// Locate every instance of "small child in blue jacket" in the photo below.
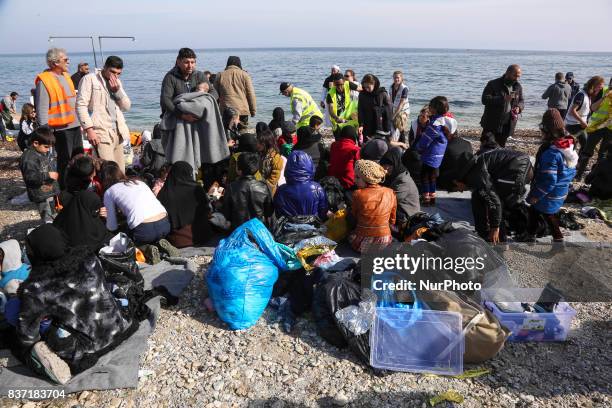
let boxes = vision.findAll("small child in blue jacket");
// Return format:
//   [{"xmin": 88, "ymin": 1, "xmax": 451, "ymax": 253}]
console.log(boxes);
[
  {"xmin": 527, "ymin": 109, "xmax": 578, "ymax": 242},
  {"xmin": 415, "ymin": 96, "xmax": 450, "ymax": 205}
]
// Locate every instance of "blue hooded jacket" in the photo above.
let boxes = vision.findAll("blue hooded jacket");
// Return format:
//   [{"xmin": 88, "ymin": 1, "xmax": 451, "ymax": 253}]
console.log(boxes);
[
  {"xmin": 274, "ymin": 151, "xmax": 328, "ymax": 219},
  {"xmin": 529, "ymin": 142, "xmax": 577, "ymax": 214},
  {"xmin": 415, "ymin": 115, "xmax": 449, "ymax": 169}
]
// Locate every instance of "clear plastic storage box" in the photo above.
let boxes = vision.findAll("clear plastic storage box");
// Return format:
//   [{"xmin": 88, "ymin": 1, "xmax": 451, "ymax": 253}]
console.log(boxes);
[
  {"xmin": 483, "ymin": 301, "xmax": 576, "ymax": 342},
  {"xmin": 370, "ymin": 308, "xmax": 464, "ymax": 375}
]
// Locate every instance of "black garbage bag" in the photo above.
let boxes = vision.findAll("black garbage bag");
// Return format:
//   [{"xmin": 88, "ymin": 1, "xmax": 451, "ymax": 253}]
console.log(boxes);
[
  {"xmin": 312, "ymin": 270, "xmax": 353, "ymax": 348},
  {"xmin": 272, "ymin": 215, "xmax": 325, "ymax": 246},
  {"xmin": 312, "ymin": 266, "xmax": 375, "ymax": 365},
  {"xmin": 422, "ymin": 228, "xmax": 508, "ymax": 296},
  {"xmin": 98, "ymin": 237, "xmax": 144, "ymax": 291}
]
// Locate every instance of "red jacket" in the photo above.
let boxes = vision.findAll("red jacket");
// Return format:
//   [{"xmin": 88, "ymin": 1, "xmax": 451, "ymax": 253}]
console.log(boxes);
[
  {"xmin": 277, "ymin": 134, "xmax": 297, "ymax": 148},
  {"xmin": 328, "ymin": 138, "xmax": 361, "ymax": 189}
]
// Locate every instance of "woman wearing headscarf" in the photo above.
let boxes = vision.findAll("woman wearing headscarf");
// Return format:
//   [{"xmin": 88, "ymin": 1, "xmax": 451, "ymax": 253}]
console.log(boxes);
[
  {"xmin": 53, "ymin": 189, "xmax": 111, "ymax": 251},
  {"xmin": 379, "ymin": 147, "xmax": 420, "ymax": 224},
  {"xmin": 268, "ymin": 107, "xmax": 285, "ymax": 136},
  {"xmin": 358, "ymin": 74, "xmax": 393, "ymax": 142},
  {"xmin": 255, "ymin": 121, "xmax": 270, "ymax": 136},
  {"xmin": 294, "ymin": 126, "xmax": 324, "ymax": 172},
  {"xmin": 227, "ymin": 133, "xmax": 263, "ymax": 183},
  {"xmin": 157, "ymin": 161, "xmax": 212, "ymax": 248},
  {"xmin": 215, "ymin": 56, "xmax": 256, "ymax": 130},
  {"xmin": 14, "ymin": 224, "xmax": 137, "ymax": 384},
  {"xmin": 348, "ymin": 160, "xmax": 397, "ymax": 253}
]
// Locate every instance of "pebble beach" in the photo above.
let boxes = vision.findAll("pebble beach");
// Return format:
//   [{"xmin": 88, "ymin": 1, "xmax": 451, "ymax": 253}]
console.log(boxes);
[{"xmin": 0, "ymin": 129, "xmax": 611, "ymax": 408}]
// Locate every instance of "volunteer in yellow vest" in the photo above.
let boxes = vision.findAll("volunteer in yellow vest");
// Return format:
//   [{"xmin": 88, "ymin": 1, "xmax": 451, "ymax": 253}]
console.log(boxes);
[
  {"xmin": 76, "ymin": 56, "xmax": 131, "ymax": 172},
  {"xmin": 279, "ymin": 82, "xmax": 323, "ymax": 129},
  {"xmin": 326, "ymin": 73, "xmax": 359, "ymax": 137},
  {"xmin": 34, "ymin": 48, "xmax": 82, "ymax": 189},
  {"xmin": 577, "ymin": 78, "xmax": 611, "ymax": 179}
]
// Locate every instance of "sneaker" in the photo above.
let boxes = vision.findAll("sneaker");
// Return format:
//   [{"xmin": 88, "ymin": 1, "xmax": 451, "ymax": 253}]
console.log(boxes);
[
  {"xmin": 142, "ymin": 244, "xmax": 161, "ymax": 265},
  {"xmin": 158, "ymin": 239, "xmax": 180, "ymax": 258},
  {"xmin": 31, "ymin": 342, "xmax": 71, "ymax": 385}
]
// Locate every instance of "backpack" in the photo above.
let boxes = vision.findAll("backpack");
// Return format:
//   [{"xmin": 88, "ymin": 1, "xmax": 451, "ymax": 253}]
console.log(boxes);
[
  {"xmin": 421, "ymin": 290, "xmax": 510, "ymax": 363},
  {"xmin": 140, "ymin": 139, "xmax": 166, "ymax": 177}
]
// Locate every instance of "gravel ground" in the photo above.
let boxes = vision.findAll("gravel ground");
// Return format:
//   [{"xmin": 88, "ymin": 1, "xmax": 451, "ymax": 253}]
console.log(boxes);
[{"xmin": 1, "ymin": 132, "xmax": 611, "ymax": 408}]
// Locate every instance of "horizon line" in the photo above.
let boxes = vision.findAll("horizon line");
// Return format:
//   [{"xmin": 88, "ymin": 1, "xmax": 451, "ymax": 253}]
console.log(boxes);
[{"xmin": 1, "ymin": 45, "xmax": 612, "ymax": 57}]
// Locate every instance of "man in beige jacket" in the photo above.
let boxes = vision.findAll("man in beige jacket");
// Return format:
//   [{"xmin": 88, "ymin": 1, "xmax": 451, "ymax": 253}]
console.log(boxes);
[
  {"xmin": 76, "ymin": 56, "xmax": 131, "ymax": 171},
  {"xmin": 215, "ymin": 56, "xmax": 256, "ymax": 129}
]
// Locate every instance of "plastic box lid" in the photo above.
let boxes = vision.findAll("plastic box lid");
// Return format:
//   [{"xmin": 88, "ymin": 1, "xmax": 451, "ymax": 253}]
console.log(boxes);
[{"xmin": 370, "ymin": 308, "xmax": 464, "ymax": 375}]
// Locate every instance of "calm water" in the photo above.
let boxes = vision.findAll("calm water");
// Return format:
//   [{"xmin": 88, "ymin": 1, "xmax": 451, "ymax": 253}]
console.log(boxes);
[{"xmin": 1, "ymin": 48, "xmax": 611, "ymax": 131}]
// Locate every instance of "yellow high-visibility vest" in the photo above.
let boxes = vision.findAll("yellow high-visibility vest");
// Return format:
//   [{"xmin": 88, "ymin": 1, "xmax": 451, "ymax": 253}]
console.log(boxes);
[
  {"xmin": 328, "ymin": 82, "xmax": 359, "ymax": 131},
  {"xmin": 588, "ymin": 86, "xmax": 612, "ymax": 132},
  {"xmin": 290, "ymin": 87, "xmax": 323, "ymax": 128}
]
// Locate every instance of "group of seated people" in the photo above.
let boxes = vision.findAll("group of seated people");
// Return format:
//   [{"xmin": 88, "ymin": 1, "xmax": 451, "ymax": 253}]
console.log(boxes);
[
  {"xmin": 17, "ymin": 96, "xmax": 599, "ymax": 260},
  {"xmin": 1, "ymin": 94, "xmax": 603, "ymax": 384}
]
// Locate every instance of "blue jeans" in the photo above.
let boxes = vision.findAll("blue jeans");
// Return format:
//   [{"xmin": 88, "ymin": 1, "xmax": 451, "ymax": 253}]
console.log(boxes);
[{"xmin": 131, "ymin": 217, "xmax": 171, "ymax": 245}]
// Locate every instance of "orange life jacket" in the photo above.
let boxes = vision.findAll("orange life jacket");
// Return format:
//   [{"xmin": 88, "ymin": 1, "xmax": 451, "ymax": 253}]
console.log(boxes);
[{"xmin": 35, "ymin": 71, "xmax": 76, "ymax": 127}]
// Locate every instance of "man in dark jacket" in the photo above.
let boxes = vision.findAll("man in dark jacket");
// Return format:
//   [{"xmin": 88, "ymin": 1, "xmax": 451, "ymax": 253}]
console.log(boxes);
[
  {"xmin": 480, "ymin": 65, "xmax": 524, "ymax": 148},
  {"xmin": 160, "ymin": 48, "xmax": 217, "ymax": 120},
  {"xmin": 70, "ymin": 62, "xmax": 89, "ymax": 90},
  {"xmin": 223, "ymin": 152, "xmax": 273, "ymax": 230},
  {"xmin": 565, "ymin": 72, "xmax": 580, "ymax": 109},
  {"xmin": 454, "ymin": 149, "xmax": 532, "ymax": 244},
  {"xmin": 542, "ymin": 72, "xmax": 572, "ymax": 118}
]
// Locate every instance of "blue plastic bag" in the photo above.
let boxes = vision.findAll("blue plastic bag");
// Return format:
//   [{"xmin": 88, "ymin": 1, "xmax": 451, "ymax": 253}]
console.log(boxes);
[{"xmin": 206, "ymin": 219, "xmax": 291, "ymax": 330}]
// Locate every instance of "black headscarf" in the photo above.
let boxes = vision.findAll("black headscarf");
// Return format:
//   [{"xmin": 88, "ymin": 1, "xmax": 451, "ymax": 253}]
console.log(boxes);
[
  {"xmin": 379, "ymin": 147, "xmax": 407, "ymax": 185},
  {"xmin": 294, "ymin": 126, "xmax": 321, "ymax": 150},
  {"xmin": 339, "ymin": 125, "xmax": 357, "ymax": 141},
  {"xmin": 238, "ymin": 133, "xmax": 258, "ymax": 153},
  {"xmin": 157, "ymin": 162, "xmax": 211, "ymax": 233},
  {"xmin": 269, "ymin": 107, "xmax": 285, "ymax": 132},
  {"xmin": 26, "ymin": 224, "xmax": 68, "ymax": 266},
  {"xmin": 226, "ymin": 56, "xmax": 242, "ymax": 69},
  {"xmin": 255, "ymin": 122, "xmax": 270, "ymax": 135},
  {"xmin": 53, "ymin": 190, "xmax": 110, "ymax": 251}
]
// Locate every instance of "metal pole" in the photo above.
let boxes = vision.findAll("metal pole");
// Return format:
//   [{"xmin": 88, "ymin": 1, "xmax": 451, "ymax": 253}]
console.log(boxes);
[
  {"xmin": 90, "ymin": 37, "xmax": 98, "ymax": 68},
  {"xmin": 98, "ymin": 37, "xmax": 104, "ymax": 63},
  {"xmin": 48, "ymin": 36, "xmax": 99, "ymax": 68}
]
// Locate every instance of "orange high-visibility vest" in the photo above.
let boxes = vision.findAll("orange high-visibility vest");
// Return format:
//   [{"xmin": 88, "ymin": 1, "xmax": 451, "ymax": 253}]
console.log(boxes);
[{"xmin": 35, "ymin": 71, "xmax": 76, "ymax": 127}]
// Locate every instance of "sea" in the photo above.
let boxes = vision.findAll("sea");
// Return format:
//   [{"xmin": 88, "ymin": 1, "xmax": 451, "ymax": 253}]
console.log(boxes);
[{"xmin": 1, "ymin": 48, "xmax": 611, "ymax": 131}]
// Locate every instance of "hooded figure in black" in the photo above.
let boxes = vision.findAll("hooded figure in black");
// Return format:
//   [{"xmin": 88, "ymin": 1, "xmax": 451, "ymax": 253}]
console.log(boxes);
[
  {"xmin": 358, "ymin": 74, "xmax": 393, "ymax": 139},
  {"xmin": 380, "ymin": 147, "xmax": 420, "ymax": 222},
  {"xmin": 53, "ymin": 190, "xmax": 111, "ymax": 251},
  {"xmin": 437, "ymin": 133, "xmax": 474, "ymax": 191},
  {"xmin": 269, "ymin": 107, "xmax": 285, "ymax": 135},
  {"xmin": 294, "ymin": 126, "xmax": 327, "ymax": 178},
  {"xmin": 226, "ymin": 56, "xmax": 242, "ymax": 70},
  {"xmin": 454, "ymin": 149, "xmax": 532, "ymax": 244},
  {"xmin": 17, "ymin": 224, "xmax": 137, "ymax": 377},
  {"xmin": 157, "ymin": 161, "xmax": 212, "ymax": 248}
]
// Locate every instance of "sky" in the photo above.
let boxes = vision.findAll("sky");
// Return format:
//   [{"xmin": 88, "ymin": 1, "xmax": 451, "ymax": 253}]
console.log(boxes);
[{"xmin": 1, "ymin": 0, "xmax": 611, "ymax": 54}]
